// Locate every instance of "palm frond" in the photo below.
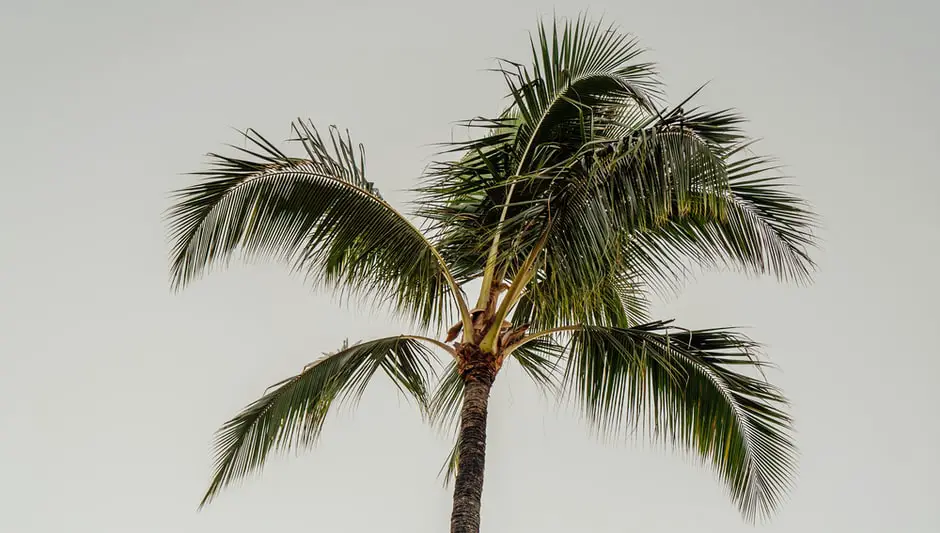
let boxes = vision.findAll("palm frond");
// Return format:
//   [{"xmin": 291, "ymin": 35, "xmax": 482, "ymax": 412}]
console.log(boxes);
[
  {"xmin": 624, "ymin": 146, "xmax": 817, "ymax": 291},
  {"xmin": 415, "ymin": 15, "xmax": 662, "ymax": 286},
  {"xmin": 507, "ymin": 14, "xmax": 662, "ymax": 173},
  {"xmin": 513, "ymin": 122, "xmax": 727, "ymax": 321},
  {"xmin": 507, "ymin": 335, "xmax": 566, "ymax": 391},
  {"xmin": 200, "ymin": 336, "xmax": 437, "ymax": 508},
  {"xmin": 167, "ymin": 120, "xmax": 466, "ymax": 330},
  {"xmin": 562, "ymin": 322, "xmax": 796, "ymax": 522},
  {"xmin": 512, "ymin": 268, "xmax": 652, "ymax": 333},
  {"xmin": 506, "ymin": 100, "xmax": 815, "ymax": 318}
]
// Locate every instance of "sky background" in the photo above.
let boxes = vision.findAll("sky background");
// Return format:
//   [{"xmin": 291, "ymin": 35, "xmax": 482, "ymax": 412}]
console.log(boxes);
[{"xmin": 1, "ymin": 0, "xmax": 937, "ymax": 531}]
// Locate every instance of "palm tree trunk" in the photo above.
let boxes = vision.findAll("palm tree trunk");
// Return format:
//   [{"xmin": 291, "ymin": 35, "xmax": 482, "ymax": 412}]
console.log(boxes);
[{"xmin": 450, "ymin": 345, "xmax": 495, "ymax": 533}]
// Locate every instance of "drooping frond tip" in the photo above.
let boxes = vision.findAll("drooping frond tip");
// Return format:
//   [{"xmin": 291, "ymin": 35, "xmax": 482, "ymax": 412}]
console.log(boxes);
[
  {"xmin": 199, "ymin": 336, "xmax": 436, "ymax": 508},
  {"xmin": 563, "ymin": 323, "xmax": 797, "ymax": 522}
]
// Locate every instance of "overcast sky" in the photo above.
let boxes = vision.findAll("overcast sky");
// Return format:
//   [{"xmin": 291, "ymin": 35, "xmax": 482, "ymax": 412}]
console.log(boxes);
[{"xmin": 1, "ymin": 0, "xmax": 937, "ymax": 531}]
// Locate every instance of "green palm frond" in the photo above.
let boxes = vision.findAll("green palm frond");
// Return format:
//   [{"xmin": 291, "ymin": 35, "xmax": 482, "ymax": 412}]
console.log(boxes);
[
  {"xmin": 512, "ymin": 269, "xmax": 652, "ymax": 333},
  {"xmin": 167, "ymin": 120, "xmax": 467, "ymax": 330},
  {"xmin": 562, "ymin": 322, "xmax": 795, "ymax": 522},
  {"xmin": 416, "ymin": 16, "xmax": 662, "ymax": 286},
  {"xmin": 506, "ymin": 14, "xmax": 662, "ymax": 173},
  {"xmin": 200, "ymin": 336, "xmax": 437, "ymax": 507},
  {"xmin": 508, "ymin": 336, "xmax": 566, "ymax": 391},
  {"xmin": 503, "ymin": 101, "xmax": 814, "ymax": 322},
  {"xmin": 513, "ymin": 126, "xmax": 727, "ymax": 322},
  {"xmin": 624, "ymin": 146, "xmax": 817, "ymax": 292}
]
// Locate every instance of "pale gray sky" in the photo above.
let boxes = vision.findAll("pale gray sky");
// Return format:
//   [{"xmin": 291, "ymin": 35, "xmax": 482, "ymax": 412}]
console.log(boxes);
[{"xmin": 1, "ymin": 0, "xmax": 937, "ymax": 531}]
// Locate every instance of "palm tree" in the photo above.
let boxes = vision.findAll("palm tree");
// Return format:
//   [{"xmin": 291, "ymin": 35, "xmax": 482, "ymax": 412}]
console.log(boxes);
[{"xmin": 168, "ymin": 14, "xmax": 816, "ymax": 533}]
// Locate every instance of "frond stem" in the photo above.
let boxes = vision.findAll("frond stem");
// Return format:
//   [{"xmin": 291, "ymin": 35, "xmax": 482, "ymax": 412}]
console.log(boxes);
[
  {"xmin": 502, "ymin": 325, "xmax": 581, "ymax": 357},
  {"xmin": 402, "ymin": 335, "xmax": 458, "ymax": 358},
  {"xmin": 480, "ymin": 227, "xmax": 551, "ymax": 353},
  {"xmin": 474, "ymin": 180, "xmax": 518, "ymax": 315}
]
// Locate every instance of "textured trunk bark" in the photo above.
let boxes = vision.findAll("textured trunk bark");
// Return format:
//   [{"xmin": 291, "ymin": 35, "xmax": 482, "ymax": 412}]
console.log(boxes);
[{"xmin": 450, "ymin": 345, "xmax": 495, "ymax": 533}]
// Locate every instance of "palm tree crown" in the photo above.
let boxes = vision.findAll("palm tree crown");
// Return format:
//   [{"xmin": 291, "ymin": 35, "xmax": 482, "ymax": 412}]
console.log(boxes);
[{"xmin": 168, "ymin": 14, "xmax": 816, "ymax": 531}]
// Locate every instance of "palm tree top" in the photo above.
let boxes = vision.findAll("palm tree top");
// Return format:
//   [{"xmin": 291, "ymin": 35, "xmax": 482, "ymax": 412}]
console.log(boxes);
[{"xmin": 168, "ymin": 13, "xmax": 817, "ymax": 526}]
